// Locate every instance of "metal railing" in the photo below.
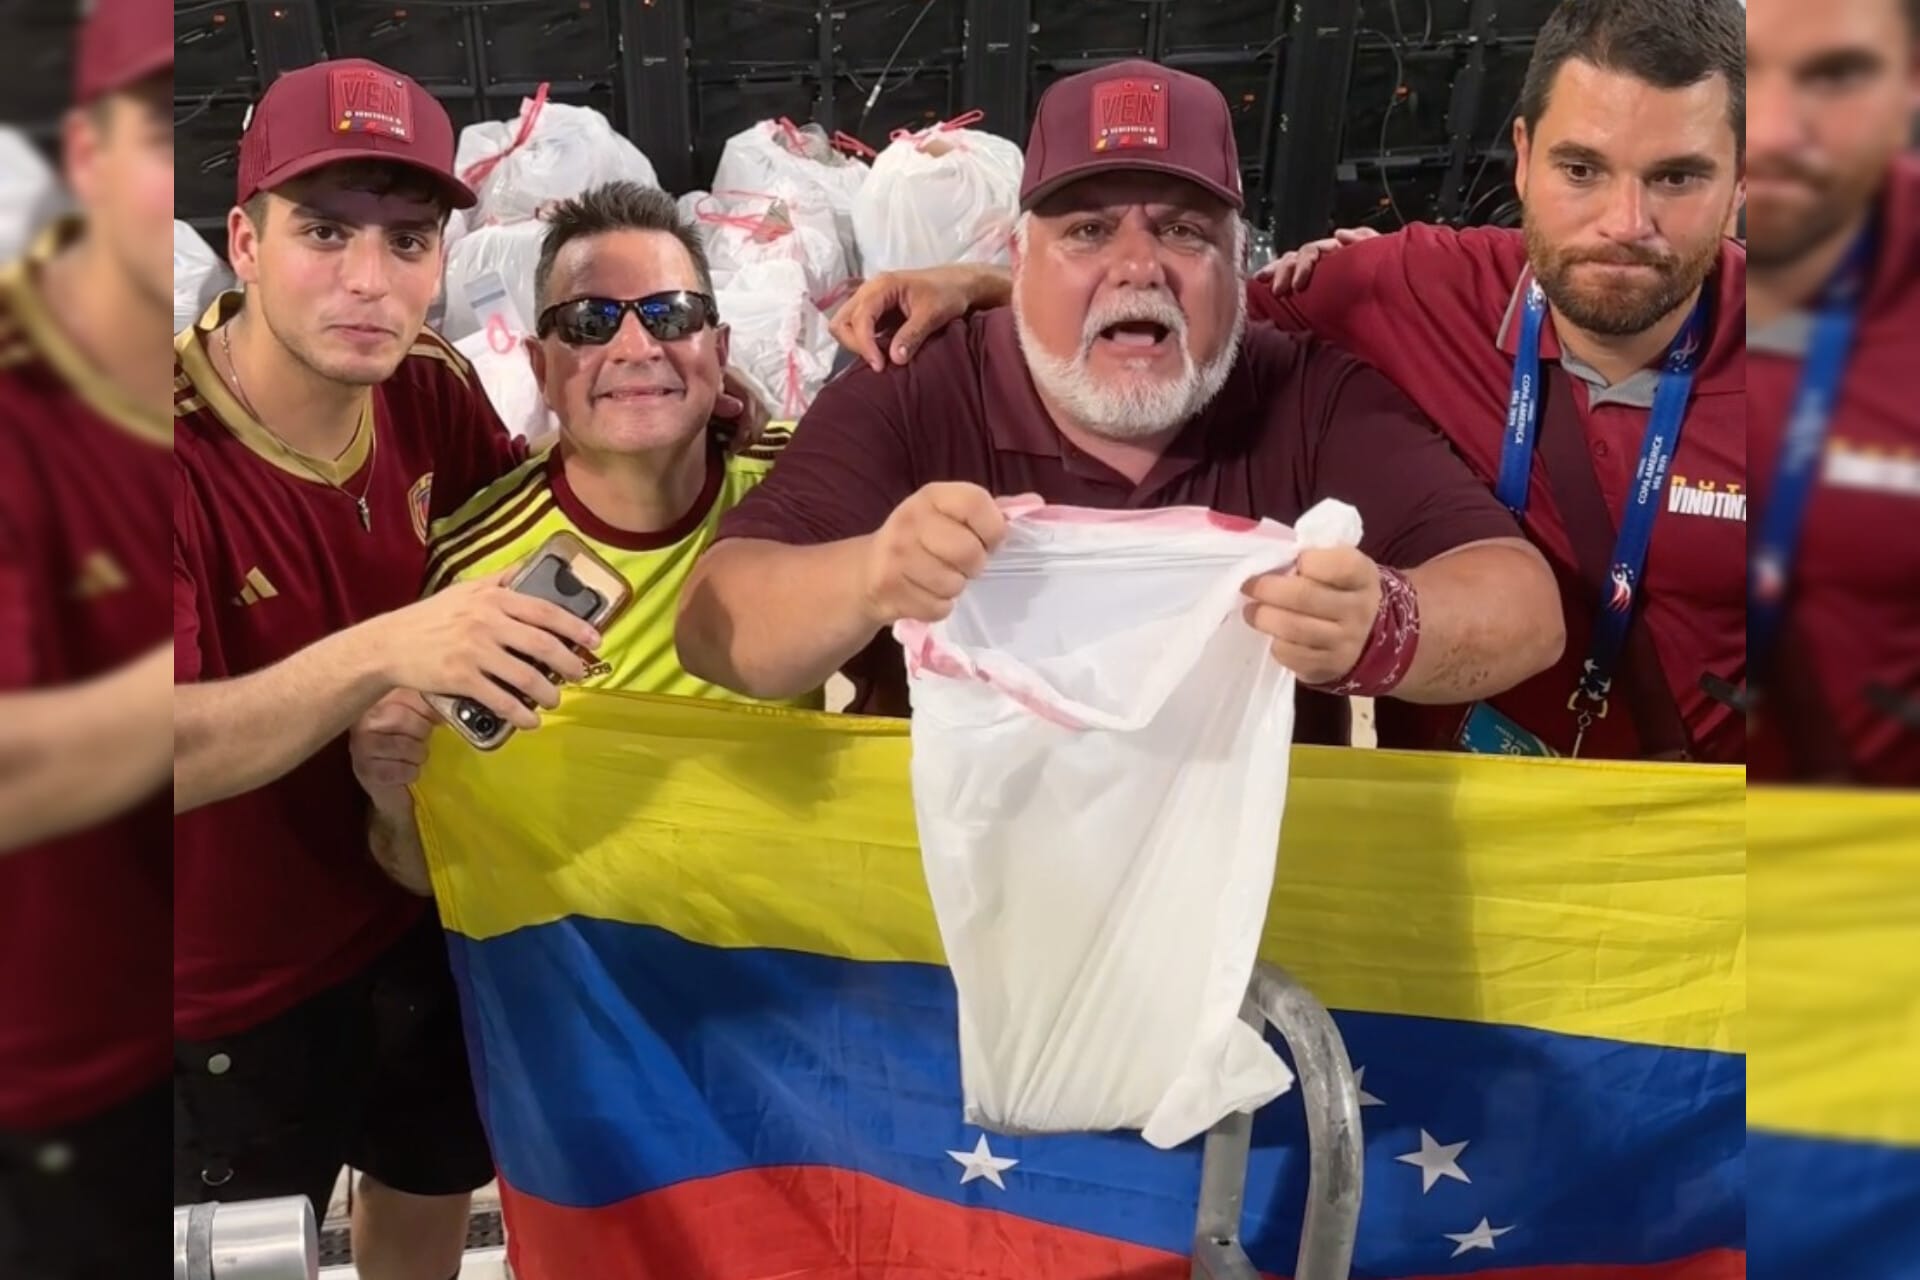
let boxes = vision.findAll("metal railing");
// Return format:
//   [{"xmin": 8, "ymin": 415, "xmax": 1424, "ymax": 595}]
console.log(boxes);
[
  {"xmin": 174, "ymin": 1195, "xmax": 319, "ymax": 1280},
  {"xmin": 1191, "ymin": 962, "xmax": 1364, "ymax": 1280}
]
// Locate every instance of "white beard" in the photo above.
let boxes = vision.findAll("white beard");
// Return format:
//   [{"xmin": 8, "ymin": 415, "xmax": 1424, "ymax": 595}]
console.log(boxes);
[{"xmin": 1013, "ymin": 282, "xmax": 1246, "ymax": 441}]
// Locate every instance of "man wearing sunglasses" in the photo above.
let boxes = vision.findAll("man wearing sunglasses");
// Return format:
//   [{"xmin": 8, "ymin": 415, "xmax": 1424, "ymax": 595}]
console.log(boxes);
[
  {"xmin": 349, "ymin": 181, "xmax": 816, "ymax": 895},
  {"xmin": 676, "ymin": 61, "xmax": 1566, "ymax": 732}
]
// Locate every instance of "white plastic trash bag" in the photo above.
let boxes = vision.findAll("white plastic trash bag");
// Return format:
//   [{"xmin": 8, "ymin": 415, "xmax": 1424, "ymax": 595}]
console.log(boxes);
[
  {"xmin": 853, "ymin": 117, "xmax": 1023, "ymax": 275},
  {"xmin": 454, "ymin": 328, "xmax": 553, "ymax": 441},
  {"xmin": 455, "ymin": 91, "xmax": 659, "ymax": 227},
  {"xmin": 897, "ymin": 497, "xmax": 1364, "ymax": 1149},
  {"xmin": 439, "ymin": 220, "xmax": 546, "ymax": 345},
  {"xmin": 712, "ymin": 119, "xmax": 868, "ymax": 272},
  {"xmin": 690, "ymin": 189, "xmax": 854, "ymax": 311},
  {"xmin": 0, "ymin": 128, "xmax": 63, "ymax": 262},
  {"xmin": 173, "ymin": 221, "xmax": 235, "ymax": 335},
  {"xmin": 715, "ymin": 259, "xmax": 836, "ymax": 418}
]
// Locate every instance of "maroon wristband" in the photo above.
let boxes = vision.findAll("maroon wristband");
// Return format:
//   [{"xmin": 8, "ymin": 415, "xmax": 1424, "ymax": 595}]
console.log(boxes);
[{"xmin": 1315, "ymin": 565, "xmax": 1421, "ymax": 698}]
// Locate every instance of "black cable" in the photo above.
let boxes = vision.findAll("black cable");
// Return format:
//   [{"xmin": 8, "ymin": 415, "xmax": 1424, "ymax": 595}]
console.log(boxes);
[
  {"xmin": 857, "ymin": 0, "xmax": 939, "ymax": 136},
  {"xmin": 1462, "ymin": 180, "xmax": 1511, "ymax": 225},
  {"xmin": 173, "ymin": 90, "xmax": 222, "ymax": 129},
  {"xmin": 1462, "ymin": 88, "xmax": 1524, "ymax": 218},
  {"xmin": 1385, "ymin": 0, "xmax": 1409, "ymax": 48},
  {"xmin": 1360, "ymin": 28, "xmax": 1407, "ymax": 228}
]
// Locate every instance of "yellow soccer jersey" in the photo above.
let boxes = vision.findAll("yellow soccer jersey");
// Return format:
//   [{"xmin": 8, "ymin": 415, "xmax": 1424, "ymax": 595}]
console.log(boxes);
[{"xmin": 423, "ymin": 426, "xmax": 820, "ymax": 709}]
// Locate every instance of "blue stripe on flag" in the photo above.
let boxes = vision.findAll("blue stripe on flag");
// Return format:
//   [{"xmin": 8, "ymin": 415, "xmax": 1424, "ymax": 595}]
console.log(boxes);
[{"xmin": 447, "ymin": 917, "xmax": 1743, "ymax": 1277}]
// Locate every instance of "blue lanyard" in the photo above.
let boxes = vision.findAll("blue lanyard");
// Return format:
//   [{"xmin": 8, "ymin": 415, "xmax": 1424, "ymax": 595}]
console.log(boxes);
[
  {"xmin": 1749, "ymin": 225, "xmax": 1876, "ymax": 672},
  {"xmin": 1497, "ymin": 277, "xmax": 1709, "ymax": 711}
]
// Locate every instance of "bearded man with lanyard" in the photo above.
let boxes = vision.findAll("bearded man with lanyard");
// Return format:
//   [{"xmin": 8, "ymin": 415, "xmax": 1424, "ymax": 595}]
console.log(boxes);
[
  {"xmin": 1747, "ymin": 0, "xmax": 1920, "ymax": 788},
  {"xmin": 830, "ymin": 0, "xmax": 1748, "ymax": 762}
]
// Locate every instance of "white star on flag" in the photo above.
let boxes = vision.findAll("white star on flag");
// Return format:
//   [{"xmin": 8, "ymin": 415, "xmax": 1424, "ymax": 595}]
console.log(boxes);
[
  {"xmin": 1353, "ymin": 1065, "xmax": 1385, "ymax": 1108},
  {"xmin": 947, "ymin": 1134, "xmax": 1019, "ymax": 1190},
  {"xmin": 1444, "ymin": 1217, "xmax": 1514, "ymax": 1258},
  {"xmin": 1394, "ymin": 1129, "xmax": 1471, "ymax": 1193}
]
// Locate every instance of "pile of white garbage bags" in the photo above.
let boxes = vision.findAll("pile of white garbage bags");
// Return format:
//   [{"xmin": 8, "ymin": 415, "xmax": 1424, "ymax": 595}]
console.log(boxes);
[
  {"xmin": 426, "ymin": 104, "xmax": 1021, "ymax": 426},
  {"xmin": 683, "ymin": 120, "xmax": 876, "ymax": 417}
]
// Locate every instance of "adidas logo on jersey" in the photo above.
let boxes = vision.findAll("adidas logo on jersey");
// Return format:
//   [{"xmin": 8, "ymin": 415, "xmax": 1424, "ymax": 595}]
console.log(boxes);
[
  {"xmin": 72, "ymin": 551, "xmax": 129, "ymax": 599},
  {"xmin": 232, "ymin": 566, "xmax": 280, "ymax": 607}
]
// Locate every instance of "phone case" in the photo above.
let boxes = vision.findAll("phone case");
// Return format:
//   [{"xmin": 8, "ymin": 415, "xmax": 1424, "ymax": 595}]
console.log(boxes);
[{"xmin": 426, "ymin": 530, "xmax": 635, "ymax": 751}]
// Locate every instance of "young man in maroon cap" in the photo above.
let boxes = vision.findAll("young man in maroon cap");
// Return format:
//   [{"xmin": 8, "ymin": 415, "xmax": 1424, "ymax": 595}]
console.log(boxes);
[
  {"xmin": 169, "ymin": 59, "xmax": 605, "ymax": 1277},
  {"xmin": 677, "ymin": 61, "xmax": 1565, "ymax": 731},
  {"xmin": 1746, "ymin": 0, "xmax": 1920, "ymax": 787},
  {"xmin": 836, "ymin": 0, "xmax": 1748, "ymax": 764},
  {"xmin": 0, "ymin": 1, "xmax": 173, "ymax": 1273}
]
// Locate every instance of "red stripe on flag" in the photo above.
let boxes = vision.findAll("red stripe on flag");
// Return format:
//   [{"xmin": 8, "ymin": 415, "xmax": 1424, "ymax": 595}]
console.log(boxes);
[
  {"xmin": 501, "ymin": 1167, "xmax": 1200, "ymax": 1280},
  {"xmin": 498, "ymin": 1166, "xmax": 1746, "ymax": 1280}
]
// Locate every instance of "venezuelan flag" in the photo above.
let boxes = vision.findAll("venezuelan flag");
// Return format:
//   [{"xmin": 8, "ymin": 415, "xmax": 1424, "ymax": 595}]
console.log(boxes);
[
  {"xmin": 1749, "ymin": 787, "xmax": 1920, "ymax": 1280},
  {"xmin": 414, "ymin": 692, "xmax": 1745, "ymax": 1280}
]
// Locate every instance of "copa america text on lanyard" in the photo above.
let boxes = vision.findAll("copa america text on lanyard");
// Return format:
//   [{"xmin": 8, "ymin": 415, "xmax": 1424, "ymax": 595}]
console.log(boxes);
[
  {"xmin": 1749, "ymin": 224, "xmax": 1876, "ymax": 677},
  {"xmin": 1495, "ymin": 274, "xmax": 1709, "ymax": 757}
]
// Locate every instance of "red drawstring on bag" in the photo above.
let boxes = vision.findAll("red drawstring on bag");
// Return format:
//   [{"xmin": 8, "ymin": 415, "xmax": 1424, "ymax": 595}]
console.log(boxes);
[
  {"xmin": 694, "ymin": 191, "xmax": 796, "ymax": 242},
  {"xmin": 774, "ymin": 116, "xmax": 810, "ymax": 155},
  {"xmin": 890, "ymin": 107, "xmax": 985, "ymax": 151},
  {"xmin": 831, "ymin": 131, "xmax": 878, "ymax": 159},
  {"xmin": 459, "ymin": 82, "xmax": 551, "ymax": 195}
]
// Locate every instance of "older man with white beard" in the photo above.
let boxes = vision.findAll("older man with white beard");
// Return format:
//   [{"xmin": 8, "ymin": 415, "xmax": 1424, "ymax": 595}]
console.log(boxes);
[{"xmin": 676, "ymin": 60, "xmax": 1565, "ymax": 735}]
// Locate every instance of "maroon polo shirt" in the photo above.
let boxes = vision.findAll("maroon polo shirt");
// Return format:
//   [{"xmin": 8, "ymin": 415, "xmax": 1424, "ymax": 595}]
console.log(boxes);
[
  {"xmin": 1248, "ymin": 225, "xmax": 1747, "ymax": 763},
  {"xmin": 173, "ymin": 293, "xmax": 524, "ymax": 1040},
  {"xmin": 716, "ymin": 308, "xmax": 1524, "ymax": 735},
  {"xmin": 1748, "ymin": 155, "xmax": 1920, "ymax": 787},
  {"xmin": 0, "ymin": 226, "xmax": 170, "ymax": 1128}
]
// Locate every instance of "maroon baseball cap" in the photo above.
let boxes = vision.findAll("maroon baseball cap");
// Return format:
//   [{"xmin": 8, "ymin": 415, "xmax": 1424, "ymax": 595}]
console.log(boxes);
[
  {"xmin": 74, "ymin": 0, "xmax": 173, "ymax": 104},
  {"xmin": 1020, "ymin": 60, "xmax": 1244, "ymax": 212},
  {"xmin": 235, "ymin": 58, "xmax": 477, "ymax": 210}
]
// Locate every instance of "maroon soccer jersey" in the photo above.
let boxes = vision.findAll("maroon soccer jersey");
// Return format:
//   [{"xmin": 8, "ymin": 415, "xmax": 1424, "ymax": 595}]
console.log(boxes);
[
  {"xmin": 172, "ymin": 292, "xmax": 523, "ymax": 1039},
  {"xmin": 0, "ymin": 226, "xmax": 170, "ymax": 1127},
  {"xmin": 1248, "ymin": 225, "xmax": 1747, "ymax": 762},
  {"xmin": 717, "ymin": 310, "xmax": 1523, "ymax": 734},
  {"xmin": 1748, "ymin": 156, "xmax": 1920, "ymax": 787}
]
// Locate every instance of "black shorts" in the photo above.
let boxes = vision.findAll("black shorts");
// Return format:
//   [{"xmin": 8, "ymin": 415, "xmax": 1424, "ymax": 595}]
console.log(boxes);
[
  {"xmin": 0, "ymin": 1082, "xmax": 169, "ymax": 1280},
  {"xmin": 172, "ymin": 912, "xmax": 495, "ymax": 1218}
]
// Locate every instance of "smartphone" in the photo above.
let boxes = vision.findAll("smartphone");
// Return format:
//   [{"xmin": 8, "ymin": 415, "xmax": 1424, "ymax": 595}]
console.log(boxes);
[{"xmin": 426, "ymin": 530, "xmax": 632, "ymax": 751}]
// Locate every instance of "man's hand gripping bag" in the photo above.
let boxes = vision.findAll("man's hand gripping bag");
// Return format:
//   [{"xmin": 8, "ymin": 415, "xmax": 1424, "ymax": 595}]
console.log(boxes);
[{"xmin": 896, "ymin": 498, "xmax": 1364, "ymax": 1148}]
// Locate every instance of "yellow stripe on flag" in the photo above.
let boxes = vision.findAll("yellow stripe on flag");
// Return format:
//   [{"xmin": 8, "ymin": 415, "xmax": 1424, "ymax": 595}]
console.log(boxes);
[
  {"xmin": 1749, "ymin": 786, "xmax": 1920, "ymax": 1150},
  {"xmin": 415, "ymin": 690, "xmax": 1745, "ymax": 1055}
]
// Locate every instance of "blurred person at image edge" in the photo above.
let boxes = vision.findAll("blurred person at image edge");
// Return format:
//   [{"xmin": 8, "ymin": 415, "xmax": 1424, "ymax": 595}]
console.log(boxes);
[
  {"xmin": 1746, "ymin": 0, "xmax": 1920, "ymax": 787},
  {"xmin": 0, "ymin": 0, "xmax": 174, "ymax": 1275}
]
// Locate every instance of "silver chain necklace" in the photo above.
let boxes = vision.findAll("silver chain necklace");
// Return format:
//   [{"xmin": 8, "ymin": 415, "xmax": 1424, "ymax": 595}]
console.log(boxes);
[{"xmin": 219, "ymin": 320, "xmax": 377, "ymax": 532}]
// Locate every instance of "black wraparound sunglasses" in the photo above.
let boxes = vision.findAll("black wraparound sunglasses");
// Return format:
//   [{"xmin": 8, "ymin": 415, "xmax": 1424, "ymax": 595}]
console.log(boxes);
[{"xmin": 535, "ymin": 291, "xmax": 721, "ymax": 346}]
